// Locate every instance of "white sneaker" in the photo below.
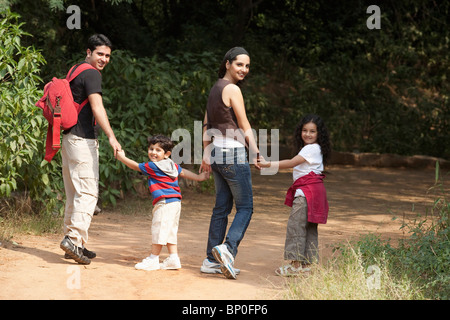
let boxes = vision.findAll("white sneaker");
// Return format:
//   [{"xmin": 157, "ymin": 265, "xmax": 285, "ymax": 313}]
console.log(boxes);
[
  {"xmin": 212, "ymin": 244, "xmax": 237, "ymax": 279},
  {"xmin": 160, "ymin": 255, "xmax": 182, "ymax": 270},
  {"xmin": 200, "ymin": 258, "xmax": 240, "ymax": 275},
  {"xmin": 135, "ymin": 256, "xmax": 160, "ymax": 271}
]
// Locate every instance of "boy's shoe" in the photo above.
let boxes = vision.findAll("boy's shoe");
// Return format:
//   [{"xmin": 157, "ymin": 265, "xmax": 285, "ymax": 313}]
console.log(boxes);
[
  {"xmin": 60, "ymin": 236, "xmax": 91, "ymax": 265},
  {"xmin": 200, "ymin": 259, "xmax": 241, "ymax": 275},
  {"xmin": 135, "ymin": 256, "xmax": 160, "ymax": 271},
  {"xmin": 212, "ymin": 244, "xmax": 237, "ymax": 280},
  {"xmin": 160, "ymin": 255, "xmax": 182, "ymax": 270},
  {"xmin": 64, "ymin": 247, "xmax": 96, "ymax": 260}
]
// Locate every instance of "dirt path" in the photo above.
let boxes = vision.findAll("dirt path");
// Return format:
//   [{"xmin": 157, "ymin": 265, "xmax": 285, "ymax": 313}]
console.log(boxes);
[{"xmin": 0, "ymin": 165, "xmax": 444, "ymax": 300}]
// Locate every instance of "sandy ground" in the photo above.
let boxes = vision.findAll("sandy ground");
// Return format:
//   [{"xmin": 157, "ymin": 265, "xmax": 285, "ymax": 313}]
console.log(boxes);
[{"xmin": 0, "ymin": 165, "xmax": 445, "ymax": 300}]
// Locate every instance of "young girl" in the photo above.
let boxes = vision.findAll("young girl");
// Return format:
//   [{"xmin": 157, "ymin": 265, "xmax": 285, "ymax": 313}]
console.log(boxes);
[{"xmin": 259, "ymin": 114, "xmax": 331, "ymax": 276}]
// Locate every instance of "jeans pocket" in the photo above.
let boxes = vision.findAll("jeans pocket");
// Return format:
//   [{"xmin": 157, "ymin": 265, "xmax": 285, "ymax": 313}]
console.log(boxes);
[{"xmin": 219, "ymin": 164, "xmax": 236, "ymax": 179}]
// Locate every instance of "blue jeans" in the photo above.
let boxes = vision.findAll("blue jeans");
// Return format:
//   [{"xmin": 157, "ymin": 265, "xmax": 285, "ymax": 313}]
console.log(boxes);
[{"xmin": 206, "ymin": 147, "xmax": 254, "ymax": 262}]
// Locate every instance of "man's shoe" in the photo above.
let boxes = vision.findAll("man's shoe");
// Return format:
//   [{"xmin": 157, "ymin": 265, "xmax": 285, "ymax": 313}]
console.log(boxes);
[
  {"xmin": 64, "ymin": 247, "xmax": 96, "ymax": 260},
  {"xmin": 94, "ymin": 205, "xmax": 101, "ymax": 216},
  {"xmin": 60, "ymin": 236, "xmax": 91, "ymax": 265},
  {"xmin": 212, "ymin": 244, "xmax": 237, "ymax": 279}
]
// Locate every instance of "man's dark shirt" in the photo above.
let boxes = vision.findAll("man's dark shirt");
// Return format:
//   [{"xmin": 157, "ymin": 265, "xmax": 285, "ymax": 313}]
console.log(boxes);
[{"xmin": 65, "ymin": 61, "xmax": 102, "ymax": 139}]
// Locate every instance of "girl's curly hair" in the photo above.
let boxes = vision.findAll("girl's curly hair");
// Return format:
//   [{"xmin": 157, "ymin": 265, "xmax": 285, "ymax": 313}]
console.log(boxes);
[{"xmin": 294, "ymin": 114, "xmax": 331, "ymax": 165}]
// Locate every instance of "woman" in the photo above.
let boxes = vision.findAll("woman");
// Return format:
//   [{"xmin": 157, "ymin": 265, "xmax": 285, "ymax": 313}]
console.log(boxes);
[{"xmin": 199, "ymin": 47, "xmax": 260, "ymax": 279}]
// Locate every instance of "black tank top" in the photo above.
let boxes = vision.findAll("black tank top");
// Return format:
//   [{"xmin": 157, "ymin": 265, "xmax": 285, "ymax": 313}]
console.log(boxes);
[{"xmin": 206, "ymin": 79, "xmax": 239, "ymax": 136}]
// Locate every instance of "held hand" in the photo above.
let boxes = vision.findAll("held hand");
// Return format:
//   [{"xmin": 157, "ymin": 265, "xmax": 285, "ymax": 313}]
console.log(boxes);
[
  {"xmin": 253, "ymin": 157, "xmax": 262, "ymax": 170},
  {"xmin": 257, "ymin": 155, "xmax": 271, "ymax": 168},
  {"xmin": 116, "ymin": 149, "xmax": 125, "ymax": 161},
  {"xmin": 109, "ymin": 136, "xmax": 122, "ymax": 159},
  {"xmin": 251, "ymin": 153, "xmax": 261, "ymax": 170},
  {"xmin": 199, "ymin": 171, "xmax": 210, "ymax": 181},
  {"xmin": 199, "ymin": 154, "xmax": 212, "ymax": 174}
]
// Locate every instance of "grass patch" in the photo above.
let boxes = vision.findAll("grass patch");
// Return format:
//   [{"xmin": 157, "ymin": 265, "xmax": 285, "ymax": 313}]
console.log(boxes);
[
  {"xmin": 283, "ymin": 245, "xmax": 424, "ymax": 300},
  {"xmin": 0, "ymin": 193, "xmax": 63, "ymax": 242}
]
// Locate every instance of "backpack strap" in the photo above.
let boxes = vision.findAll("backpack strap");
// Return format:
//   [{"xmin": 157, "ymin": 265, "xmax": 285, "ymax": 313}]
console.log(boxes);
[
  {"xmin": 66, "ymin": 62, "xmax": 101, "ymax": 109},
  {"xmin": 66, "ymin": 62, "xmax": 99, "ymax": 82},
  {"xmin": 52, "ymin": 95, "xmax": 62, "ymax": 149}
]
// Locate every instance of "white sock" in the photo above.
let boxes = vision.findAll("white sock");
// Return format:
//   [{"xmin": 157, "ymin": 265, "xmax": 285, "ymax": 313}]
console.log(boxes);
[
  {"xmin": 149, "ymin": 254, "xmax": 159, "ymax": 260},
  {"xmin": 170, "ymin": 253, "xmax": 179, "ymax": 259}
]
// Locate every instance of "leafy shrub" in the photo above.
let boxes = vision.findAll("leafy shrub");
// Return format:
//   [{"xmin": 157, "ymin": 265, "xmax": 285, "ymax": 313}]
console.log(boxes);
[
  {"xmin": 92, "ymin": 50, "xmax": 217, "ymax": 205},
  {"xmin": 0, "ymin": 11, "xmax": 218, "ymax": 212},
  {"xmin": 0, "ymin": 10, "xmax": 61, "ymax": 214}
]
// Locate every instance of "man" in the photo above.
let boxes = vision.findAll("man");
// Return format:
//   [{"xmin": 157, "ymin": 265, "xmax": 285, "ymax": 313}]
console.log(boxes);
[{"xmin": 60, "ymin": 34, "xmax": 121, "ymax": 264}]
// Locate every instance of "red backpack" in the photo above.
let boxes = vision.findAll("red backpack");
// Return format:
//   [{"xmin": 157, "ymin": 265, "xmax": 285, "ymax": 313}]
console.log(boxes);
[{"xmin": 36, "ymin": 63, "xmax": 99, "ymax": 162}]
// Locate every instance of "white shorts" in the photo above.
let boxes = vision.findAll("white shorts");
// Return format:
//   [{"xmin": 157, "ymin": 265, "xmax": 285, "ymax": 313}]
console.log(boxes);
[{"xmin": 151, "ymin": 200, "xmax": 181, "ymax": 245}]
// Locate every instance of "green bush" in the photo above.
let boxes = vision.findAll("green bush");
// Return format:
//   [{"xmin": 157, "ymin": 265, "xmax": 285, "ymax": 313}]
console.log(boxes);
[
  {"xmin": 0, "ymin": 10, "xmax": 61, "ymax": 214},
  {"xmin": 94, "ymin": 50, "xmax": 217, "ymax": 205},
  {"xmin": 0, "ymin": 11, "xmax": 217, "ymax": 212}
]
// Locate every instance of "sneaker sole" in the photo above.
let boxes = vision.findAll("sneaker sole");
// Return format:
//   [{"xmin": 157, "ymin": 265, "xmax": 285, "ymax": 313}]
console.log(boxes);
[
  {"xmin": 212, "ymin": 247, "xmax": 236, "ymax": 280},
  {"xmin": 64, "ymin": 251, "xmax": 96, "ymax": 260},
  {"xmin": 60, "ymin": 242, "xmax": 90, "ymax": 265},
  {"xmin": 160, "ymin": 265, "xmax": 181, "ymax": 270},
  {"xmin": 200, "ymin": 266, "xmax": 222, "ymax": 274},
  {"xmin": 135, "ymin": 266, "xmax": 160, "ymax": 271},
  {"xmin": 160, "ymin": 260, "xmax": 182, "ymax": 270},
  {"xmin": 200, "ymin": 266, "xmax": 241, "ymax": 275}
]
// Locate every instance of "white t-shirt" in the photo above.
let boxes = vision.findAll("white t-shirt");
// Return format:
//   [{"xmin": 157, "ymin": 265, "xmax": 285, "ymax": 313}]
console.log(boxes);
[
  {"xmin": 293, "ymin": 143, "xmax": 323, "ymax": 197},
  {"xmin": 213, "ymin": 135, "xmax": 245, "ymax": 148}
]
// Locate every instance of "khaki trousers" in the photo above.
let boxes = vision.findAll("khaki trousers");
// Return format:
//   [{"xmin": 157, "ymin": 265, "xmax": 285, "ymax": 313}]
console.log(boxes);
[
  {"xmin": 284, "ymin": 196, "xmax": 319, "ymax": 263},
  {"xmin": 61, "ymin": 133, "xmax": 99, "ymax": 248}
]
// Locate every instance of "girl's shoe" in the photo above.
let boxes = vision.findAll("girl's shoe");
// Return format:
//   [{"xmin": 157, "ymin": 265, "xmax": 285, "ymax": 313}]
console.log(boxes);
[
  {"xmin": 135, "ymin": 256, "xmax": 160, "ymax": 271},
  {"xmin": 275, "ymin": 264, "xmax": 310, "ymax": 277},
  {"xmin": 160, "ymin": 255, "xmax": 182, "ymax": 270}
]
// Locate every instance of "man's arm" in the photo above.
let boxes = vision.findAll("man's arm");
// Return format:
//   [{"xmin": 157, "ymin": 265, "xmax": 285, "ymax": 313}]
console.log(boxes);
[{"xmin": 88, "ymin": 93, "xmax": 121, "ymax": 157}]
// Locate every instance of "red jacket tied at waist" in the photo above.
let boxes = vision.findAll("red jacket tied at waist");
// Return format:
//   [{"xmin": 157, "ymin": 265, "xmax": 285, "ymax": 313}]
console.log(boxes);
[{"xmin": 284, "ymin": 171, "xmax": 329, "ymax": 224}]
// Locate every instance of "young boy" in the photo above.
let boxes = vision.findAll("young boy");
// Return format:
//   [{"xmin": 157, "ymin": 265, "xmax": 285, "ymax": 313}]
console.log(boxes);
[{"xmin": 116, "ymin": 134, "xmax": 209, "ymax": 270}]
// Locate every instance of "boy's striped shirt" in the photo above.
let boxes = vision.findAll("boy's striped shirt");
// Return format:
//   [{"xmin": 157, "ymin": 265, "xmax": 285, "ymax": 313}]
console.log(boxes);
[{"xmin": 138, "ymin": 161, "xmax": 182, "ymax": 205}]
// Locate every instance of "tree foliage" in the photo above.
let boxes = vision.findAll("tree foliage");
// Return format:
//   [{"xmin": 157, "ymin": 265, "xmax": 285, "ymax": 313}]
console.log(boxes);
[
  {"xmin": 95, "ymin": 50, "xmax": 217, "ymax": 205},
  {"xmin": 0, "ymin": 10, "xmax": 57, "ymax": 209},
  {"xmin": 0, "ymin": 1, "xmax": 449, "ymax": 211}
]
